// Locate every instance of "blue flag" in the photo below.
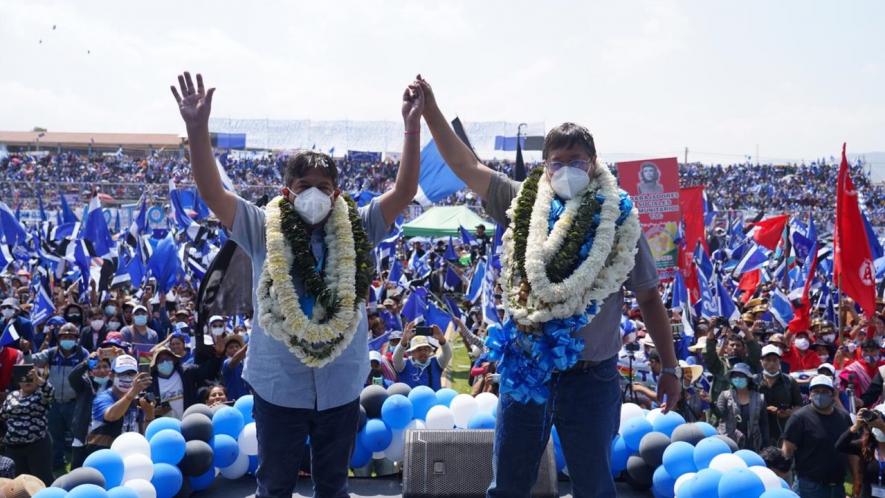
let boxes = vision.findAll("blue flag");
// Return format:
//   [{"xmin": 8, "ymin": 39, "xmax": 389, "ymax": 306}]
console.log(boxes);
[
  {"xmin": 425, "ymin": 301, "xmax": 452, "ymax": 332},
  {"xmin": 83, "ymin": 196, "xmax": 114, "ymax": 257},
  {"xmin": 467, "ymin": 259, "xmax": 486, "ymax": 303},
  {"xmin": 671, "ymin": 271, "xmax": 688, "ymax": 310},
  {"xmin": 29, "ymin": 281, "xmax": 56, "ymax": 326},
  {"xmin": 862, "ymin": 211, "xmax": 884, "ymax": 260},
  {"xmin": 459, "ymin": 225, "xmax": 476, "ymax": 246},
  {"xmin": 147, "ymin": 233, "xmax": 181, "ymax": 293},
  {"xmin": 716, "ymin": 280, "xmax": 739, "ymax": 322},
  {"xmin": 444, "ymin": 237, "xmax": 459, "ymax": 262},
  {"xmin": 388, "ymin": 259, "xmax": 404, "ymax": 286},
  {"xmin": 401, "ymin": 288, "xmax": 427, "ymax": 323},
  {"xmin": 58, "ymin": 194, "xmax": 78, "ymax": 224},
  {"xmin": 169, "ymin": 181, "xmax": 204, "ymax": 241},
  {"xmin": 769, "ymin": 289, "xmax": 794, "ymax": 327},
  {"xmin": 693, "ymin": 242, "xmax": 714, "ymax": 281},
  {"xmin": 37, "ymin": 196, "xmax": 48, "ymax": 222},
  {"xmin": 0, "ymin": 321, "xmax": 20, "ymax": 348},
  {"xmin": 415, "ymin": 139, "xmax": 466, "ymax": 206},
  {"xmin": 444, "ymin": 295, "xmax": 462, "ymax": 320},
  {"xmin": 444, "ymin": 265, "xmax": 461, "ymax": 291},
  {"xmin": 733, "ymin": 243, "xmax": 770, "ymax": 276},
  {"xmin": 695, "ymin": 265, "xmax": 718, "ymax": 319},
  {"xmin": 0, "ymin": 202, "xmax": 28, "ymax": 248}
]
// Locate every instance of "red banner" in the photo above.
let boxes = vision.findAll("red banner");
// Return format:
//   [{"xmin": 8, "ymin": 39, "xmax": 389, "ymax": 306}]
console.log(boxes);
[{"xmin": 616, "ymin": 157, "xmax": 681, "ymax": 279}]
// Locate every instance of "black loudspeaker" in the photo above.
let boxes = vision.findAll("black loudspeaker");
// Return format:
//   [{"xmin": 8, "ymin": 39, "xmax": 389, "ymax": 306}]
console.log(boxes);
[{"xmin": 402, "ymin": 429, "xmax": 558, "ymax": 498}]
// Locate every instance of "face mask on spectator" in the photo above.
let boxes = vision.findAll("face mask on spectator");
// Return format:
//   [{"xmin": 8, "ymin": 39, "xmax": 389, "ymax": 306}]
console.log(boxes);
[
  {"xmin": 107, "ymin": 320, "xmax": 121, "ymax": 331},
  {"xmin": 67, "ymin": 312, "xmax": 81, "ymax": 322},
  {"xmin": 157, "ymin": 361, "xmax": 175, "ymax": 376},
  {"xmin": 292, "ymin": 187, "xmax": 333, "ymax": 225},
  {"xmin": 865, "ymin": 354, "xmax": 879, "ymax": 365},
  {"xmin": 794, "ymin": 338, "xmax": 810, "ymax": 351},
  {"xmin": 133, "ymin": 315, "xmax": 148, "ymax": 326},
  {"xmin": 104, "ymin": 305, "xmax": 117, "ymax": 316},
  {"xmin": 93, "ymin": 376, "xmax": 109, "ymax": 387},
  {"xmin": 762, "ymin": 369, "xmax": 780, "ymax": 378},
  {"xmin": 731, "ymin": 377, "xmax": 748, "ymax": 389},
  {"xmin": 1, "ymin": 309, "xmax": 13, "ymax": 319},
  {"xmin": 211, "ymin": 326, "xmax": 225, "ymax": 336},
  {"xmin": 822, "ymin": 333, "xmax": 835, "ymax": 343},
  {"xmin": 60, "ymin": 339, "xmax": 77, "ymax": 350},
  {"xmin": 847, "ymin": 342, "xmax": 858, "ymax": 353},
  {"xmin": 91, "ymin": 319, "xmax": 105, "ymax": 330},
  {"xmin": 115, "ymin": 375, "xmax": 134, "ymax": 391},
  {"xmin": 873, "ymin": 428, "xmax": 885, "ymax": 443},
  {"xmin": 413, "ymin": 357, "xmax": 431, "ymax": 369},
  {"xmin": 810, "ymin": 392, "xmax": 834, "ymax": 409}
]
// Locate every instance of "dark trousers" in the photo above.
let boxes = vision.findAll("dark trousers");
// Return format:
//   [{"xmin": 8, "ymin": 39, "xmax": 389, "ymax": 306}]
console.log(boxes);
[
  {"xmin": 253, "ymin": 394, "xmax": 360, "ymax": 498},
  {"xmin": 5, "ymin": 436, "xmax": 55, "ymax": 486},
  {"xmin": 48, "ymin": 399, "xmax": 76, "ymax": 468}
]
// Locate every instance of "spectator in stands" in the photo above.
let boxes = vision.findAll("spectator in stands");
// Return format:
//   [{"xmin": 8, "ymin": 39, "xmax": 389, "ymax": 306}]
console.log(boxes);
[
  {"xmin": 393, "ymin": 323, "xmax": 451, "ymax": 390},
  {"xmin": 85, "ymin": 355, "xmax": 153, "ymax": 454},
  {"xmin": 0, "ymin": 366, "xmax": 54, "ymax": 486}
]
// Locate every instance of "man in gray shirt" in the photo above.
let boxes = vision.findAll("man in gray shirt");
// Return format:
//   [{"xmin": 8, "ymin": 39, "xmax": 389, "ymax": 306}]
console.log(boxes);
[
  {"xmin": 416, "ymin": 76, "xmax": 681, "ymax": 498},
  {"xmin": 170, "ymin": 71, "xmax": 424, "ymax": 498}
]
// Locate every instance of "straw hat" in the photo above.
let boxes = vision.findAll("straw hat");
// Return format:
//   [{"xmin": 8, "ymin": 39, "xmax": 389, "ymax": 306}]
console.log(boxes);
[{"xmin": 1, "ymin": 474, "xmax": 47, "ymax": 498}]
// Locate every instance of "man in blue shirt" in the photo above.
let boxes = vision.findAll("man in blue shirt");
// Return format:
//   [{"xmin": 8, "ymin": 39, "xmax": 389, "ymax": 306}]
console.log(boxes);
[{"xmin": 170, "ymin": 71, "xmax": 423, "ymax": 498}]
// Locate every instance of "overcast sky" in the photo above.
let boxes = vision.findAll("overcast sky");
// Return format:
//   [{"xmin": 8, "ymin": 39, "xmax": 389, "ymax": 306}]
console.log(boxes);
[{"xmin": 1, "ymin": 0, "xmax": 883, "ymax": 164}]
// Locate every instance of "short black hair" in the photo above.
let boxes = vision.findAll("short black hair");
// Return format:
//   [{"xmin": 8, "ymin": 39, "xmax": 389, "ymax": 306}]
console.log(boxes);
[
  {"xmin": 648, "ymin": 351, "xmax": 661, "ymax": 363},
  {"xmin": 542, "ymin": 122, "xmax": 596, "ymax": 160},
  {"xmin": 282, "ymin": 151, "xmax": 338, "ymax": 186},
  {"xmin": 759, "ymin": 446, "xmax": 791, "ymax": 472},
  {"xmin": 862, "ymin": 339, "xmax": 880, "ymax": 351}
]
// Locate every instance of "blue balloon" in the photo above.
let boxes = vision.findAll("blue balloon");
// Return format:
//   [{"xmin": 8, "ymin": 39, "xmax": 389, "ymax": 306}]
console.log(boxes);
[
  {"xmin": 188, "ymin": 467, "xmax": 215, "ymax": 492},
  {"xmin": 761, "ymin": 489, "xmax": 799, "ymax": 498},
  {"xmin": 691, "ymin": 468, "xmax": 723, "ymax": 498},
  {"xmin": 83, "ymin": 448, "xmax": 125, "ymax": 489},
  {"xmin": 211, "ymin": 434, "xmax": 240, "ymax": 469},
  {"xmin": 350, "ymin": 439, "xmax": 372, "ymax": 468},
  {"xmin": 467, "ymin": 412, "xmax": 496, "ymax": 429},
  {"xmin": 652, "ymin": 411, "xmax": 686, "ymax": 438},
  {"xmin": 381, "ymin": 395, "xmax": 414, "ymax": 430},
  {"xmin": 149, "ymin": 429, "xmax": 186, "ymax": 465},
  {"xmin": 151, "ymin": 463, "xmax": 183, "ymax": 498},
  {"xmin": 780, "ymin": 478, "xmax": 790, "ymax": 489},
  {"xmin": 248, "ymin": 455, "xmax": 260, "ymax": 475},
  {"xmin": 359, "ymin": 419, "xmax": 393, "ymax": 452},
  {"xmin": 435, "ymin": 388, "xmax": 458, "ymax": 408},
  {"xmin": 694, "ymin": 422, "xmax": 717, "ymax": 438},
  {"xmin": 234, "ymin": 395, "xmax": 255, "ymax": 425},
  {"xmin": 662, "ymin": 441, "xmax": 697, "ymax": 478},
  {"xmin": 33, "ymin": 488, "xmax": 68, "ymax": 498},
  {"xmin": 734, "ymin": 449, "xmax": 766, "ymax": 468},
  {"xmin": 408, "ymin": 386, "xmax": 437, "ymax": 420},
  {"xmin": 717, "ymin": 467, "xmax": 765, "ymax": 498},
  {"xmin": 145, "ymin": 417, "xmax": 181, "ymax": 440},
  {"xmin": 693, "ymin": 436, "xmax": 731, "ymax": 470},
  {"xmin": 622, "ymin": 417, "xmax": 654, "ymax": 452},
  {"xmin": 68, "ymin": 484, "xmax": 107, "ymax": 498},
  {"xmin": 212, "ymin": 406, "xmax": 246, "ymax": 438},
  {"xmin": 610, "ymin": 435, "xmax": 630, "ymax": 474},
  {"xmin": 652, "ymin": 465, "xmax": 677, "ymax": 498},
  {"xmin": 106, "ymin": 487, "xmax": 140, "ymax": 498}
]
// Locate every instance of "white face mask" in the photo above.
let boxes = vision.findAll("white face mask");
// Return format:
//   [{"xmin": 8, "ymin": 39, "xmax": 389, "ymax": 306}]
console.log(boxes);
[
  {"xmin": 874, "ymin": 428, "xmax": 885, "ymax": 443},
  {"xmin": 292, "ymin": 187, "xmax": 333, "ymax": 225},
  {"xmin": 1, "ymin": 309, "xmax": 14, "ymax": 319},
  {"xmin": 107, "ymin": 321, "xmax": 121, "ymax": 331},
  {"xmin": 211, "ymin": 326, "xmax": 225, "ymax": 336},
  {"xmin": 91, "ymin": 320, "xmax": 105, "ymax": 331},
  {"xmin": 822, "ymin": 334, "xmax": 835, "ymax": 344},
  {"xmin": 794, "ymin": 338, "xmax": 810, "ymax": 351},
  {"xmin": 549, "ymin": 166, "xmax": 590, "ymax": 200}
]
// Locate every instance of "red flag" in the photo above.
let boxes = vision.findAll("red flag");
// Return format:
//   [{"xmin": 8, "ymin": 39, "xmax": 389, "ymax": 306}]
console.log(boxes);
[
  {"xmin": 679, "ymin": 186, "xmax": 707, "ymax": 302},
  {"xmin": 834, "ymin": 143, "xmax": 877, "ymax": 319},
  {"xmin": 737, "ymin": 269, "xmax": 760, "ymax": 304},
  {"xmin": 752, "ymin": 214, "xmax": 789, "ymax": 250},
  {"xmin": 788, "ymin": 251, "xmax": 818, "ymax": 333}
]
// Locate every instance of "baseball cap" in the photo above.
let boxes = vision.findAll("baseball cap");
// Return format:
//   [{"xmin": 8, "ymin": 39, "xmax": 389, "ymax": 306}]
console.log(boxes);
[
  {"xmin": 817, "ymin": 363, "xmax": 836, "ymax": 376},
  {"xmin": 208, "ymin": 315, "xmax": 225, "ymax": 325},
  {"xmin": 761, "ymin": 344, "xmax": 782, "ymax": 358},
  {"xmin": 809, "ymin": 374, "xmax": 835, "ymax": 391},
  {"xmin": 389, "ymin": 330, "xmax": 403, "ymax": 340},
  {"xmin": 132, "ymin": 305, "xmax": 148, "ymax": 314},
  {"xmin": 369, "ymin": 351, "xmax": 383, "ymax": 363},
  {"xmin": 112, "ymin": 355, "xmax": 138, "ymax": 374}
]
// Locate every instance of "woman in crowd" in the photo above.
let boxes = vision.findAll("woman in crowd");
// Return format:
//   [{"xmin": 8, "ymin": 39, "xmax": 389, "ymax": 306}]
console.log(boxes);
[
  {"xmin": 836, "ymin": 405, "xmax": 885, "ymax": 498},
  {"xmin": 202, "ymin": 384, "xmax": 228, "ymax": 407},
  {"xmin": 716, "ymin": 362, "xmax": 769, "ymax": 451},
  {"xmin": 0, "ymin": 366, "xmax": 54, "ymax": 485},
  {"xmin": 149, "ymin": 347, "xmax": 202, "ymax": 419},
  {"xmin": 68, "ymin": 350, "xmax": 113, "ymax": 468}
]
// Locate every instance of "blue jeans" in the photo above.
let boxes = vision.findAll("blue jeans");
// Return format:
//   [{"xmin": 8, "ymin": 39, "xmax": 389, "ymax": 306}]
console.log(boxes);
[
  {"xmin": 253, "ymin": 394, "xmax": 360, "ymax": 498},
  {"xmin": 48, "ymin": 399, "xmax": 76, "ymax": 468},
  {"xmin": 487, "ymin": 356, "xmax": 622, "ymax": 498},
  {"xmin": 794, "ymin": 478, "xmax": 844, "ymax": 498}
]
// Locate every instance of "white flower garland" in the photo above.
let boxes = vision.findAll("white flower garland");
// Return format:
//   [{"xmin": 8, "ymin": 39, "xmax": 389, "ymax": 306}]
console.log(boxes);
[
  {"xmin": 256, "ymin": 196, "xmax": 360, "ymax": 368},
  {"xmin": 501, "ymin": 166, "xmax": 642, "ymax": 326}
]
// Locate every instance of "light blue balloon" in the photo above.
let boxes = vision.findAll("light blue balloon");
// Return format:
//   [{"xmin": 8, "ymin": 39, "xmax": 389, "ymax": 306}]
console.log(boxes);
[
  {"xmin": 694, "ymin": 422, "xmax": 717, "ymax": 438},
  {"xmin": 188, "ymin": 467, "xmax": 215, "ymax": 492},
  {"xmin": 761, "ymin": 489, "xmax": 799, "ymax": 498},
  {"xmin": 435, "ymin": 388, "xmax": 458, "ymax": 408},
  {"xmin": 83, "ymin": 448, "xmax": 125, "ymax": 489},
  {"xmin": 652, "ymin": 465, "xmax": 676, "ymax": 498},
  {"xmin": 149, "ymin": 429, "xmax": 186, "ymax": 465},
  {"xmin": 622, "ymin": 417, "xmax": 654, "ymax": 452},
  {"xmin": 359, "ymin": 419, "xmax": 393, "ymax": 452},
  {"xmin": 717, "ymin": 467, "xmax": 765, "ymax": 498},
  {"xmin": 350, "ymin": 438, "xmax": 372, "ymax": 468},
  {"xmin": 610, "ymin": 435, "xmax": 630, "ymax": 474},
  {"xmin": 467, "ymin": 412, "xmax": 496, "ymax": 429},
  {"xmin": 211, "ymin": 434, "xmax": 240, "ymax": 469},
  {"xmin": 662, "ymin": 441, "xmax": 697, "ymax": 478},
  {"xmin": 106, "ymin": 487, "xmax": 140, "ymax": 498},
  {"xmin": 690, "ymin": 468, "xmax": 723, "ymax": 498},
  {"xmin": 734, "ymin": 449, "xmax": 766, "ymax": 468},
  {"xmin": 652, "ymin": 411, "xmax": 686, "ymax": 438},
  {"xmin": 408, "ymin": 386, "xmax": 437, "ymax": 420},
  {"xmin": 145, "ymin": 417, "xmax": 181, "ymax": 441},
  {"xmin": 151, "ymin": 463, "xmax": 183, "ymax": 498},
  {"xmin": 68, "ymin": 484, "xmax": 108, "ymax": 498},
  {"xmin": 234, "ymin": 395, "xmax": 254, "ymax": 425},
  {"xmin": 33, "ymin": 488, "xmax": 68, "ymax": 498},
  {"xmin": 213, "ymin": 406, "xmax": 246, "ymax": 438},
  {"xmin": 693, "ymin": 436, "xmax": 731, "ymax": 470},
  {"xmin": 381, "ymin": 394, "xmax": 414, "ymax": 430}
]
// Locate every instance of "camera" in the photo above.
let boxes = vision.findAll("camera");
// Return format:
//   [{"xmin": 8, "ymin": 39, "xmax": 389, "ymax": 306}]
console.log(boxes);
[
  {"xmin": 861, "ymin": 409, "xmax": 882, "ymax": 423},
  {"xmin": 625, "ymin": 342, "xmax": 641, "ymax": 353}
]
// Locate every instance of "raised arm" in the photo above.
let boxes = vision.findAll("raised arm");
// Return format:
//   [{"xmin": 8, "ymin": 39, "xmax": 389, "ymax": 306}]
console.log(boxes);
[
  {"xmin": 416, "ymin": 75, "xmax": 496, "ymax": 200},
  {"xmin": 378, "ymin": 82, "xmax": 424, "ymax": 226},
  {"xmin": 171, "ymin": 72, "xmax": 237, "ymax": 230}
]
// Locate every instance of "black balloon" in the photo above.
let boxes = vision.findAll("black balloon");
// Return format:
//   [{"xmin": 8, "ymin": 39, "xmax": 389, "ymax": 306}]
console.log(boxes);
[
  {"xmin": 360, "ymin": 385, "xmax": 388, "ymax": 419},
  {"xmin": 181, "ymin": 413, "xmax": 214, "ymax": 443},
  {"xmin": 638, "ymin": 432, "xmax": 670, "ymax": 469},
  {"xmin": 183, "ymin": 403, "xmax": 214, "ymax": 419},
  {"xmin": 625, "ymin": 455, "xmax": 653, "ymax": 490},
  {"xmin": 716, "ymin": 434, "xmax": 739, "ymax": 452},
  {"xmin": 671, "ymin": 424, "xmax": 706, "ymax": 446},
  {"xmin": 387, "ymin": 382, "xmax": 412, "ymax": 398},
  {"xmin": 179, "ymin": 440, "xmax": 214, "ymax": 477},
  {"xmin": 51, "ymin": 467, "xmax": 106, "ymax": 491},
  {"xmin": 174, "ymin": 474, "xmax": 193, "ymax": 498},
  {"xmin": 358, "ymin": 404, "xmax": 367, "ymax": 431}
]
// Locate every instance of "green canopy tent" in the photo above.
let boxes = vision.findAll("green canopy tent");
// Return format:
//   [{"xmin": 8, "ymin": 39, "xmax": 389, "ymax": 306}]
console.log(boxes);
[{"xmin": 402, "ymin": 205, "xmax": 496, "ymax": 238}]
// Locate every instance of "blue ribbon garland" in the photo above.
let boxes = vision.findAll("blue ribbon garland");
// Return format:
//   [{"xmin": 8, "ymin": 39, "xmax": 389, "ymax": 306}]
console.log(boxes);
[{"xmin": 486, "ymin": 189, "xmax": 635, "ymax": 404}]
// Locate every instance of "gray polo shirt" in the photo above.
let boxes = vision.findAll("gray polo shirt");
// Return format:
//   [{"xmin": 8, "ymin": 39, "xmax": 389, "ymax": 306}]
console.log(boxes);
[
  {"xmin": 484, "ymin": 172, "xmax": 659, "ymax": 362},
  {"xmin": 231, "ymin": 195, "xmax": 390, "ymax": 410}
]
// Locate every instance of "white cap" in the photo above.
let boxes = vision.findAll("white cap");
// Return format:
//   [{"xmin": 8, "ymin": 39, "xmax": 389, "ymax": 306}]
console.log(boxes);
[
  {"xmin": 369, "ymin": 350, "xmax": 383, "ymax": 363},
  {"xmin": 817, "ymin": 363, "xmax": 836, "ymax": 376},
  {"xmin": 809, "ymin": 374, "xmax": 834, "ymax": 391},
  {"xmin": 761, "ymin": 344, "xmax": 782, "ymax": 358},
  {"xmin": 208, "ymin": 315, "xmax": 225, "ymax": 325},
  {"xmin": 112, "ymin": 354, "xmax": 138, "ymax": 374}
]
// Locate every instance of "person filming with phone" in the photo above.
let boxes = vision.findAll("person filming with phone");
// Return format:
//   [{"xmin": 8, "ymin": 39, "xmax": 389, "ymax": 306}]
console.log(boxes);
[
  {"xmin": 836, "ymin": 405, "xmax": 885, "ymax": 498},
  {"xmin": 393, "ymin": 322, "xmax": 452, "ymax": 390},
  {"xmin": 83, "ymin": 355, "xmax": 153, "ymax": 457}
]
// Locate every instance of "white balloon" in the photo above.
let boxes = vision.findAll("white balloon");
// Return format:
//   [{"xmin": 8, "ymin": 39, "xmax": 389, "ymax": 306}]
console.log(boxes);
[
  {"xmin": 450, "ymin": 394, "xmax": 479, "ymax": 429},
  {"xmin": 708, "ymin": 453, "xmax": 747, "ymax": 473},
  {"xmin": 112, "ymin": 432, "xmax": 151, "ymax": 459},
  {"xmin": 124, "ymin": 478, "xmax": 156, "ymax": 498},
  {"xmin": 749, "ymin": 465, "xmax": 783, "ymax": 491},
  {"xmin": 425, "ymin": 405, "xmax": 455, "ymax": 430},
  {"xmin": 123, "ymin": 453, "xmax": 154, "ymax": 483},
  {"xmin": 474, "ymin": 393, "xmax": 498, "ymax": 415},
  {"xmin": 385, "ymin": 429, "xmax": 405, "ymax": 462},
  {"xmin": 620, "ymin": 403, "xmax": 644, "ymax": 425},
  {"xmin": 404, "ymin": 419, "xmax": 426, "ymax": 432},
  {"xmin": 220, "ymin": 449, "xmax": 249, "ymax": 479},
  {"xmin": 645, "ymin": 408, "xmax": 663, "ymax": 424},
  {"xmin": 238, "ymin": 422, "xmax": 258, "ymax": 456},
  {"xmin": 674, "ymin": 472, "xmax": 696, "ymax": 497},
  {"xmin": 372, "ymin": 451, "xmax": 386, "ymax": 459}
]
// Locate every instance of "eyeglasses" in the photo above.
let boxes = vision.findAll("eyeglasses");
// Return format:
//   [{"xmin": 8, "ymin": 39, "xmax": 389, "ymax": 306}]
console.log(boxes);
[{"xmin": 546, "ymin": 159, "xmax": 592, "ymax": 173}]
